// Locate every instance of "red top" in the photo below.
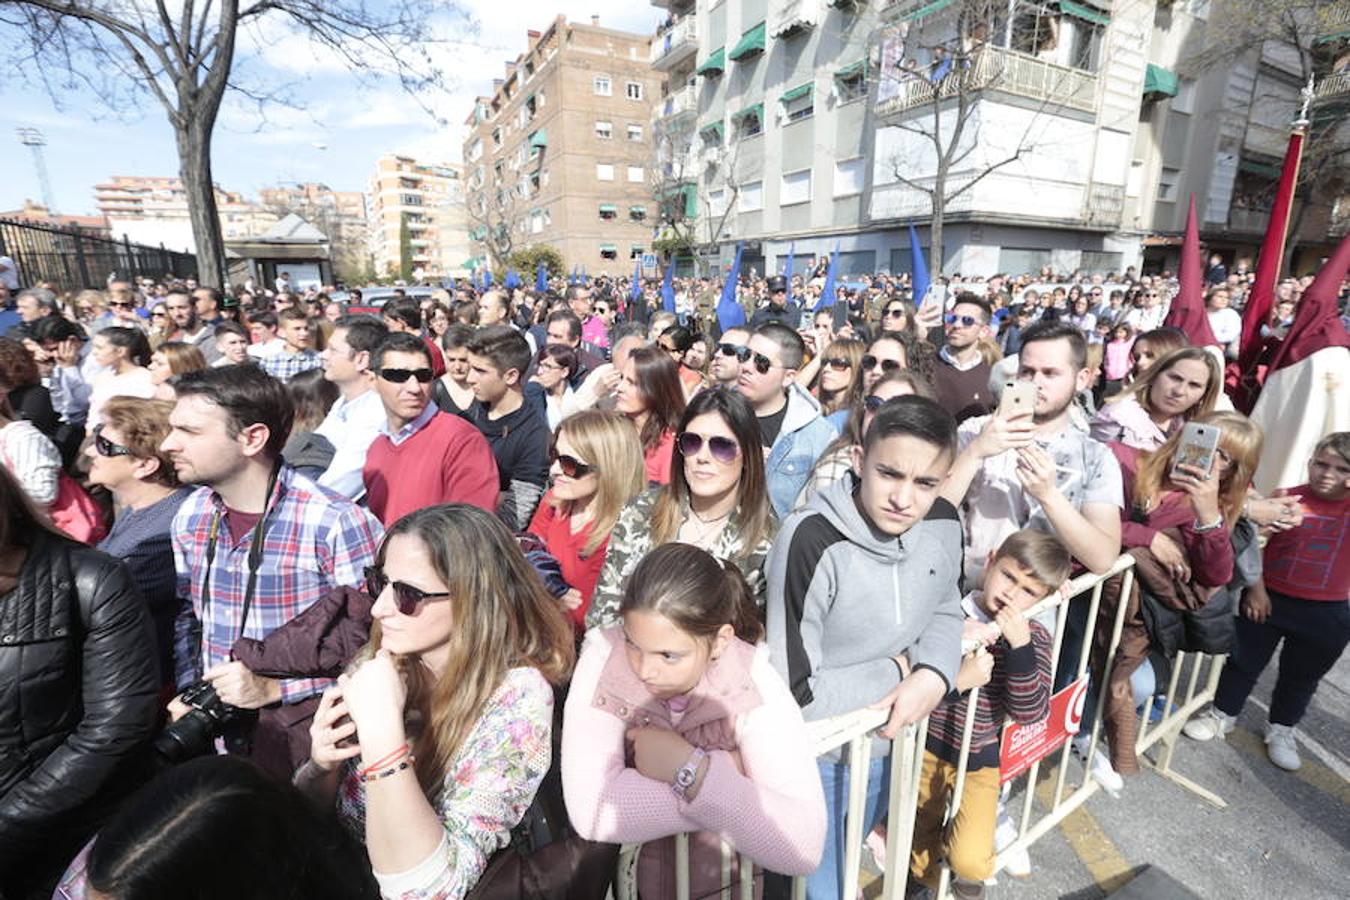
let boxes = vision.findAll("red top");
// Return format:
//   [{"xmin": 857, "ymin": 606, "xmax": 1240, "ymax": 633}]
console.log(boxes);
[
  {"xmin": 1263, "ymin": 485, "xmax": 1350, "ymax": 602},
  {"xmin": 422, "ymin": 335, "xmax": 447, "ymax": 378},
  {"xmin": 1112, "ymin": 443, "xmax": 1235, "ymax": 588},
  {"xmin": 362, "ymin": 411, "xmax": 499, "ymax": 526},
  {"xmin": 527, "ymin": 492, "xmax": 610, "ymax": 629},
  {"xmin": 644, "ymin": 429, "xmax": 676, "ymax": 486}
]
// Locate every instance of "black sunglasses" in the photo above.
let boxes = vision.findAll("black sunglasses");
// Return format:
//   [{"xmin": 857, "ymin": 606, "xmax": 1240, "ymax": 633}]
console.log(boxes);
[
  {"xmin": 861, "ymin": 354, "xmax": 902, "ymax": 374},
  {"xmin": 676, "ymin": 431, "xmax": 740, "ymax": 464},
  {"xmin": 717, "ymin": 343, "xmax": 750, "ymax": 361},
  {"xmin": 863, "ymin": 394, "xmax": 888, "ymax": 413},
  {"xmin": 744, "ymin": 351, "xmax": 778, "ymax": 375},
  {"xmin": 944, "ymin": 313, "xmax": 980, "ymax": 327},
  {"xmin": 109, "ymin": 301, "xmax": 135, "ymax": 310},
  {"xmin": 824, "ymin": 357, "xmax": 853, "ymax": 370},
  {"xmin": 93, "ymin": 424, "xmax": 132, "ymax": 458},
  {"xmin": 364, "ymin": 565, "xmax": 452, "ymax": 615},
  {"xmin": 550, "ymin": 449, "xmax": 596, "ymax": 478},
  {"xmin": 883, "ymin": 308, "xmax": 906, "ymax": 318},
  {"xmin": 378, "ymin": 367, "xmax": 434, "ymax": 384}
]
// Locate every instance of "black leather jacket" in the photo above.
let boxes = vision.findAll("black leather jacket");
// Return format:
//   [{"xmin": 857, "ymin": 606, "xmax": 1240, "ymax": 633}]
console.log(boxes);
[{"xmin": 0, "ymin": 532, "xmax": 160, "ymax": 879}]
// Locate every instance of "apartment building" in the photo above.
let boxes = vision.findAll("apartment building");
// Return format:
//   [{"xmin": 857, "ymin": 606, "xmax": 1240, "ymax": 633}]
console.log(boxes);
[
  {"xmin": 366, "ymin": 155, "xmax": 470, "ymax": 281},
  {"xmin": 94, "ymin": 175, "xmax": 277, "ymax": 238},
  {"xmin": 0, "ymin": 200, "xmax": 111, "ymax": 236},
  {"xmin": 658, "ymin": 0, "xmax": 882, "ymax": 277},
  {"xmin": 462, "ymin": 16, "xmax": 662, "ymax": 277},
  {"xmin": 259, "ymin": 182, "xmax": 370, "ymax": 280}
]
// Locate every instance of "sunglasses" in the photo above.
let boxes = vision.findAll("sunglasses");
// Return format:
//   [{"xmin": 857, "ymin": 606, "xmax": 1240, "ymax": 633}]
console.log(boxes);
[
  {"xmin": 824, "ymin": 357, "xmax": 853, "ymax": 370},
  {"xmin": 109, "ymin": 301, "xmax": 135, "ymax": 310},
  {"xmin": 717, "ymin": 343, "xmax": 750, "ymax": 361},
  {"xmin": 151, "ymin": 310, "xmax": 168, "ymax": 318},
  {"xmin": 364, "ymin": 566, "xmax": 451, "ymax": 615},
  {"xmin": 861, "ymin": 354, "xmax": 902, "ymax": 374},
  {"xmin": 944, "ymin": 313, "xmax": 980, "ymax": 327},
  {"xmin": 883, "ymin": 308, "xmax": 906, "ymax": 319},
  {"xmin": 744, "ymin": 351, "xmax": 778, "ymax": 375},
  {"xmin": 93, "ymin": 425, "xmax": 133, "ymax": 458},
  {"xmin": 550, "ymin": 449, "xmax": 596, "ymax": 478},
  {"xmin": 863, "ymin": 395, "xmax": 887, "ymax": 413},
  {"xmin": 676, "ymin": 431, "xmax": 740, "ymax": 464},
  {"xmin": 378, "ymin": 367, "xmax": 434, "ymax": 384}
]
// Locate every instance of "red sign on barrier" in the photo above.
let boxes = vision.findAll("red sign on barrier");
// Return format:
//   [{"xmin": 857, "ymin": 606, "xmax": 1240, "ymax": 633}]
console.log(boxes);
[{"xmin": 998, "ymin": 675, "xmax": 1090, "ymax": 784}]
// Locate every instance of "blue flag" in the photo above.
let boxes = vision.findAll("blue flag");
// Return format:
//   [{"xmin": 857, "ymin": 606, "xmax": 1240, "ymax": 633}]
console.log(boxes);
[
  {"xmin": 783, "ymin": 242, "xmax": 795, "ymax": 298},
  {"xmin": 716, "ymin": 244, "xmax": 746, "ymax": 331},
  {"xmin": 815, "ymin": 242, "xmax": 840, "ymax": 313},
  {"xmin": 909, "ymin": 222, "xmax": 931, "ymax": 306},
  {"xmin": 569, "ymin": 265, "xmax": 578, "ymax": 286},
  {"xmin": 483, "ymin": 268, "xmax": 494, "ymax": 288},
  {"xmin": 661, "ymin": 259, "xmax": 676, "ymax": 313},
  {"xmin": 504, "ymin": 268, "xmax": 520, "ymax": 290},
  {"xmin": 535, "ymin": 261, "xmax": 548, "ymax": 293},
  {"xmin": 631, "ymin": 259, "xmax": 643, "ymax": 304}
]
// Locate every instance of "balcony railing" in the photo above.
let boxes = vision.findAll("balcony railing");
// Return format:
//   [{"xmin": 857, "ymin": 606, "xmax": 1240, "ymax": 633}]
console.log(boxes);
[
  {"xmin": 1313, "ymin": 71, "xmax": 1350, "ymax": 104},
  {"xmin": 657, "ymin": 84, "xmax": 698, "ymax": 123},
  {"xmin": 1228, "ymin": 205, "xmax": 1273, "ymax": 235},
  {"xmin": 876, "ymin": 45, "xmax": 1098, "ymax": 118},
  {"xmin": 651, "ymin": 15, "xmax": 698, "ymax": 70}
]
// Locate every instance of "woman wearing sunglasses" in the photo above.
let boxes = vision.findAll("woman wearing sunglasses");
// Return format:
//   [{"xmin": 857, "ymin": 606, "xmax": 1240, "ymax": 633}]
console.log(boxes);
[
  {"xmin": 876, "ymin": 298, "xmax": 919, "ymax": 342},
  {"xmin": 615, "ymin": 345, "xmax": 686, "ymax": 486},
  {"xmin": 588, "ymin": 388, "xmax": 775, "ymax": 629},
  {"xmin": 809, "ymin": 337, "xmax": 865, "ymax": 417},
  {"xmin": 300, "ymin": 504, "xmax": 574, "ymax": 900},
  {"xmin": 527, "ymin": 410, "xmax": 646, "ymax": 631}
]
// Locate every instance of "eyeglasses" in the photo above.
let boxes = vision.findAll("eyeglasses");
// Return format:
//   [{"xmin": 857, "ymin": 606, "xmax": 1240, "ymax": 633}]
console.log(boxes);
[
  {"xmin": 863, "ymin": 395, "xmax": 887, "ymax": 413},
  {"xmin": 744, "ymin": 351, "xmax": 779, "ymax": 375},
  {"xmin": 944, "ymin": 313, "xmax": 980, "ymax": 327},
  {"xmin": 676, "ymin": 431, "xmax": 740, "ymax": 464},
  {"xmin": 824, "ymin": 357, "xmax": 853, "ymax": 370},
  {"xmin": 717, "ymin": 343, "xmax": 750, "ymax": 361},
  {"xmin": 150, "ymin": 310, "xmax": 168, "ymax": 318},
  {"xmin": 364, "ymin": 566, "xmax": 451, "ymax": 616},
  {"xmin": 92, "ymin": 425, "xmax": 133, "ymax": 458},
  {"xmin": 109, "ymin": 301, "xmax": 135, "ymax": 310},
  {"xmin": 861, "ymin": 354, "xmax": 902, "ymax": 374},
  {"xmin": 378, "ymin": 367, "xmax": 434, "ymax": 384},
  {"xmin": 550, "ymin": 449, "xmax": 596, "ymax": 478},
  {"xmin": 883, "ymin": 308, "xmax": 906, "ymax": 319}
]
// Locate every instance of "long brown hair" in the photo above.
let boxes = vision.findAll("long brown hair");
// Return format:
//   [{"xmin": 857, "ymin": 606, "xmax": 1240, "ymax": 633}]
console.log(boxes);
[
  {"xmin": 625, "ymin": 345, "xmax": 686, "ymax": 451},
  {"xmin": 365, "ymin": 505, "xmax": 574, "ymax": 797},
  {"xmin": 651, "ymin": 388, "xmax": 773, "ymax": 556},
  {"xmin": 1110, "ymin": 346, "xmax": 1220, "ymax": 422},
  {"xmin": 550, "ymin": 410, "xmax": 646, "ymax": 555},
  {"xmin": 620, "ymin": 542, "xmax": 763, "ymax": 644},
  {"xmin": 1131, "ymin": 411, "xmax": 1264, "ymax": 526},
  {"xmin": 813, "ymin": 338, "xmax": 864, "ymax": 416}
]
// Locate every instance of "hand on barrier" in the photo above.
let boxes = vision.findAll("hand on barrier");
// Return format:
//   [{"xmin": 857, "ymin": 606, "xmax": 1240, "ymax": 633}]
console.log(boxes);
[
  {"xmin": 955, "ymin": 648, "xmax": 995, "ymax": 693},
  {"xmin": 873, "ymin": 668, "xmax": 948, "ymax": 739}
]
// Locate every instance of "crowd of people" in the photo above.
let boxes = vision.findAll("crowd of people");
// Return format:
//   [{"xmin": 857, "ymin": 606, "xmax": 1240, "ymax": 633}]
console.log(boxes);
[{"xmin": 0, "ymin": 258, "xmax": 1345, "ymax": 900}]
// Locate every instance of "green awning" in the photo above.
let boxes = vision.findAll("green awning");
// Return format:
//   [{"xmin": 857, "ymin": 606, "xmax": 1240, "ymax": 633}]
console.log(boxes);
[
  {"xmin": 629, "ymin": 205, "xmax": 647, "ymax": 214},
  {"xmin": 598, "ymin": 203, "xmax": 617, "ymax": 213},
  {"xmin": 1238, "ymin": 158, "xmax": 1281, "ymax": 179},
  {"xmin": 1059, "ymin": 1, "xmax": 1110, "ymax": 27},
  {"xmin": 900, "ymin": 0, "xmax": 957, "ymax": 22},
  {"xmin": 529, "ymin": 129, "xmax": 548, "ymax": 148},
  {"xmin": 697, "ymin": 48, "xmax": 725, "ymax": 75},
  {"xmin": 781, "ymin": 82, "xmax": 814, "ymax": 103},
  {"xmin": 1143, "ymin": 64, "xmax": 1178, "ymax": 97},
  {"xmin": 735, "ymin": 103, "xmax": 764, "ymax": 122},
  {"xmin": 836, "ymin": 59, "xmax": 868, "ymax": 80},
  {"xmin": 599, "ymin": 243, "xmax": 617, "ymax": 252},
  {"xmin": 699, "ymin": 120, "xmax": 724, "ymax": 139},
  {"xmin": 728, "ymin": 22, "xmax": 766, "ymax": 60}
]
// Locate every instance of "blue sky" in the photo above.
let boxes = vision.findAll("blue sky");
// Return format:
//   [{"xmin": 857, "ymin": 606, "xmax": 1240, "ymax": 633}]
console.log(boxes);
[{"xmin": 0, "ymin": 2, "xmax": 663, "ymax": 216}]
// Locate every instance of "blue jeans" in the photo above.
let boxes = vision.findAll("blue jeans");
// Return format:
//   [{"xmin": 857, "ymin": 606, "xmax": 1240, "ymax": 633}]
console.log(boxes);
[{"xmin": 809, "ymin": 755, "xmax": 892, "ymax": 900}]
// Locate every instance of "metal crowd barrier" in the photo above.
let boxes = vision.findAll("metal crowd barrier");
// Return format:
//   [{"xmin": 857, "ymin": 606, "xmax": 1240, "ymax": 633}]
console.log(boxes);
[{"xmin": 611, "ymin": 554, "xmax": 1226, "ymax": 900}]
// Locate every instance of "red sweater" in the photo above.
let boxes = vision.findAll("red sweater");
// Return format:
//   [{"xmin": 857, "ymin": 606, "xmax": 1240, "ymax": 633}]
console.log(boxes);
[
  {"xmin": 527, "ymin": 492, "xmax": 610, "ymax": 629},
  {"xmin": 363, "ymin": 411, "xmax": 499, "ymax": 526},
  {"xmin": 1263, "ymin": 486, "xmax": 1350, "ymax": 602}
]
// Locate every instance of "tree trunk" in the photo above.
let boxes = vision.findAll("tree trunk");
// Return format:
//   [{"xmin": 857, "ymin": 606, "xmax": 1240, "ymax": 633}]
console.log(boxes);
[
  {"xmin": 930, "ymin": 165, "xmax": 947, "ymax": 281},
  {"xmin": 177, "ymin": 120, "xmax": 227, "ymax": 287}
]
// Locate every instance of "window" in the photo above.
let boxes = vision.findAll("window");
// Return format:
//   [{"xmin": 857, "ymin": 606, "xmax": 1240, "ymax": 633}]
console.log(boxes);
[
  {"xmin": 600, "ymin": 245, "xmax": 618, "ymax": 260},
  {"xmin": 835, "ymin": 61, "xmax": 868, "ymax": 103},
  {"xmin": 626, "ymin": 82, "xmax": 644, "ymax": 101},
  {"xmin": 596, "ymin": 121, "xmax": 613, "ymax": 140},
  {"xmin": 738, "ymin": 180, "xmax": 763, "ymax": 212},
  {"xmin": 599, "ymin": 204, "xmax": 618, "ymax": 220},
  {"xmin": 998, "ymin": 247, "xmax": 1051, "ymax": 275},
  {"xmin": 400, "ymin": 194, "xmax": 423, "ymax": 206},
  {"xmin": 708, "ymin": 189, "xmax": 727, "ymax": 217},
  {"xmin": 781, "ymin": 83, "xmax": 814, "ymax": 122},
  {"xmin": 628, "ymin": 123, "xmax": 644, "ymax": 142},
  {"xmin": 1158, "ymin": 167, "xmax": 1180, "ymax": 201},
  {"xmin": 596, "ymin": 164, "xmax": 615, "ymax": 181},
  {"xmin": 492, "ymin": 128, "xmax": 501, "ymax": 147},
  {"xmin": 1173, "ymin": 79, "xmax": 1196, "ymax": 114},
  {"xmin": 594, "ymin": 75, "xmax": 612, "ymax": 96},
  {"xmin": 630, "ymin": 245, "xmax": 644, "ymax": 260},
  {"xmin": 781, "ymin": 169, "xmax": 812, "ymax": 206},
  {"xmin": 627, "ymin": 166, "xmax": 645, "ymax": 183},
  {"xmin": 735, "ymin": 106, "xmax": 763, "ymax": 139},
  {"xmin": 530, "ymin": 212, "xmax": 544, "ymax": 234},
  {"xmin": 630, "ymin": 205, "xmax": 646, "ymax": 222},
  {"xmin": 834, "ymin": 158, "xmax": 865, "ymax": 197}
]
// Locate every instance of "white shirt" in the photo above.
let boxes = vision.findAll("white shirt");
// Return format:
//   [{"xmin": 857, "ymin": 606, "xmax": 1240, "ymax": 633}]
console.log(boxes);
[
  {"xmin": 314, "ymin": 388, "xmax": 388, "ymax": 500},
  {"xmin": 1208, "ymin": 307, "xmax": 1242, "ymax": 346},
  {"xmin": 379, "ymin": 401, "xmax": 437, "ymax": 446},
  {"xmin": 247, "ymin": 338, "xmax": 285, "ymax": 360},
  {"xmin": 0, "ymin": 420, "xmax": 61, "ymax": 504},
  {"xmin": 0, "ymin": 256, "xmax": 18, "ymax": 291}
]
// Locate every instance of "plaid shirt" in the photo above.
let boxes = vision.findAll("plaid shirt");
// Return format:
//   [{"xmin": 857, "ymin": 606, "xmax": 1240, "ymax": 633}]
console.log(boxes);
[
  {"xmin": 260, "ymin": 348, "xmax": 323, "ymax": 383},
  {"xmin": 171, "ymin": 465, "xmax": 384, "ymax": 703}
]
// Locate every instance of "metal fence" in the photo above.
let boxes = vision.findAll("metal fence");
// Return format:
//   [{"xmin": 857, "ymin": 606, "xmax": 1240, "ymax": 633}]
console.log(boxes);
[{"xmin": 0, "ymin": 218, "xmax": 197, "ymax": 292}]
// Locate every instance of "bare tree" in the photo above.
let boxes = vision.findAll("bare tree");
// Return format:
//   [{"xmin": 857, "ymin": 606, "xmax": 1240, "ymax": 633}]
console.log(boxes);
[
  {"xmin": 1, "ymin": 1, "xmax": 461, "ymax": 287},
  {"xmin": 649, "ymin": 120, "xmax": 741, "ymax": 277},
  {"xmin": 465, "ymin": 177, "xmax": 525, "ymax": 273}
]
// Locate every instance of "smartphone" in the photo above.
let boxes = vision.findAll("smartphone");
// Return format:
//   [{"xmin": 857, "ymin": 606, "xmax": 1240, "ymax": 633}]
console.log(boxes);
[
  {"xmin": 1171, "ymin": 422, "xmax": 1222, "ymax": 480},
  {"xmin": 998, "ymin": 380, "xmax": 1036, "ymax": 420}
]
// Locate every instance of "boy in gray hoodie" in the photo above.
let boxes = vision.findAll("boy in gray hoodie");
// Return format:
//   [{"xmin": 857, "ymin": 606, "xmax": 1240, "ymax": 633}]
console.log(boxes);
[{"xmin": 766, "ymin": 395, "xmax": 964, "ymax": 900}]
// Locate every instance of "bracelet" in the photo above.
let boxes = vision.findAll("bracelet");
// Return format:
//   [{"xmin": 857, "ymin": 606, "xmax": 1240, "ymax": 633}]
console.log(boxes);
[
  {"xmin": 359, "ymin": 756, "xmax": 416, "ymax": 783},
  {"xmin": 1193, "ymin": 516, "xmax": 1224, "ymax": 533},
  {"xmin": 360, "ymin": 742, "xmax": 410, "ymax": 776}
]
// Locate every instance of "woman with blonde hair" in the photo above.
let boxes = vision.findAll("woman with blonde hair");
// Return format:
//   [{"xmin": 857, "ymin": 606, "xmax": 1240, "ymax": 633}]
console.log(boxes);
[
  {"xmin": 300, "ymin": 504, "xmax": 575, "ymax": 900},
  {"xmin": 1090, "ymin": 346, "xmax": 1221, "ymax": 451},
  {"xmin": 527, "ymin": 410, "xmax": 647, "ymax": 630},
  {"xmin": 147, "ymin": 341, "xmax": 208, "ymax": 400},
  {"xmin": 810, "ymin": 337, "xmax": 865, "ymax": 417}
]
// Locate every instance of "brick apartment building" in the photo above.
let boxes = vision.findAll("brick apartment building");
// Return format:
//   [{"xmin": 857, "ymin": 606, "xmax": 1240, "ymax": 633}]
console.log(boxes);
[{"xmin": 366, "ymin": 155, "xmax": 470, "ymax": 281}]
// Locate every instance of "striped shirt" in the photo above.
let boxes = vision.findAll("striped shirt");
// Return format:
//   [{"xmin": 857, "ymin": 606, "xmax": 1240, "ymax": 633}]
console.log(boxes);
[
  {"xmin": 171, "ymin": 465, "xmax": 384, "ymax": 702},
  {"xmin": 0, "ymin": 419, "xmax": 61, "ymax": 504},
  {"xmin": 260, "ymin": 348, "xmax": 323, "ymax": 383}
]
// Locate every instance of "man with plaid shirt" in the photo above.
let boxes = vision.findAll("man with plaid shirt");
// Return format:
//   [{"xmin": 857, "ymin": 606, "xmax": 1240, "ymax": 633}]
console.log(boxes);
[
  {"xmin": 260, "ymin": 307, "xmax": 323, "ymax": 383},
  {"xmin": 162, "ymin": 366, "xmax": 382, "ymax": 747}
]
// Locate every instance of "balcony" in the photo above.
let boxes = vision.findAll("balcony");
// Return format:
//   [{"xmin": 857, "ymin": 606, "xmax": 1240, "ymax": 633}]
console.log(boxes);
[
  {"xmin": 656, "ymin": 84, "xmax": 698, "ymax": 127},
  {"xmin": 876, "ymin": 46, "xmax": 1098, "ymax": 118},
  {"xmin": 1228, "ymin": 205, "xmax": 1272, "ymax": 235},
  {"xmin": 1313, "ymin": 71, "xmax": 1350, "ymax": 105},
  {"xmin": 652, "ymin": 16, "xmax": 698, "ymax": 71}
]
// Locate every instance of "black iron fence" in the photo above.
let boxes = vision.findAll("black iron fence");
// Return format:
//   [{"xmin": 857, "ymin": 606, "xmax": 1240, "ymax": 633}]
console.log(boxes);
[{"xmin": 0, "ymin": 218, "xmax": 197, "ymax": 291}]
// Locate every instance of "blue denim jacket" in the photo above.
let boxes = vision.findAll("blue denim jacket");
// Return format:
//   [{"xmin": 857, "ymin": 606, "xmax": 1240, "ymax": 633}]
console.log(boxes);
[{"xmin": 765, "ymin": 383, "xmax": 838, "ymax": 517}]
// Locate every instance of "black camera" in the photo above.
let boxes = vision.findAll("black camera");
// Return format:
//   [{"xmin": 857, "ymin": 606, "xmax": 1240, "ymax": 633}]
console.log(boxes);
[{"xmin": 154, "ymin": 679, "xmax": 258, "ymax": 763}]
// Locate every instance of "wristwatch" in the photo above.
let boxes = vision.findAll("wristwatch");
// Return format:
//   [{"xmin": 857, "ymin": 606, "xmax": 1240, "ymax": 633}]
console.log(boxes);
[{"xmin": 671, "ymin": 747, "xmax": 709, "ymax": 800}]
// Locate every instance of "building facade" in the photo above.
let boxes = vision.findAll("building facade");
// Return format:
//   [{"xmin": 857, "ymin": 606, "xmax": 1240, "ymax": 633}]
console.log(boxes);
[
  {"xmin": 462, "ymin": 16, "xmax": 663, "ymax": 277},
  {"xmin": 366, "ymin": 155, "xmax": 470, "ymax": 281},
  {"xmin": 258, "ymin": 183, "xmax": 370, "ymax": 282},
  {"xmin": 0, "ymin": 200, "xmax": 111, "ymax": 236},
  {"xmin": 93, "ymin": 175, "xmax": 279, "ymax": 253}
]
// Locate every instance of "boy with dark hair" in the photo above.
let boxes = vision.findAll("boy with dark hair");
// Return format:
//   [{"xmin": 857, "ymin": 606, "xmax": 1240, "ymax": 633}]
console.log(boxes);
[
  {"xmin": 463, "ymin": 325, "xmax": 550, "ymax": 529},
  {"xmin": 381, "ymin": 295, "xmax": 445, "ymax": 377},
  {"xmin": 932, "ymin": 293, "xmax": 996, "ymax": 423},
  {"xmin": 909, "ymin": 530, "xmax": 1071, "ymax": 899},
  {"xmin": 260, "ymin": 308, "xmax": 321, "ymax": 383}
]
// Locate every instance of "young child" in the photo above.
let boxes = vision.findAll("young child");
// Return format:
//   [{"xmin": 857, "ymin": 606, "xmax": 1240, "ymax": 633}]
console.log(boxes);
[
  {"xmin": 909, "ymin": 530, "xmax": 1071, "ymax": 900},
  {"xmin": 1102, "ymin": 323, "xmax": 1134, "ymax": 398},
  {"xmin": 1184, "ymin": 432, "xmax": 1350, "ymax": 771},
  {"xmin": 562, "ymin": 542, "xmax": 826, "ymax": 898}
]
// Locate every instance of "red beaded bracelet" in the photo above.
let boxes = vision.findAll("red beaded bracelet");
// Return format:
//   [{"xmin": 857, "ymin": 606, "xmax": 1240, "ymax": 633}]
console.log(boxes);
[
  {"xmin": 360, "ymin": 742, "xmax": 410, "ymax": 776},
  {"xmin": 359, "ymin": 756, "xmax": 416, "ymax": 784}
]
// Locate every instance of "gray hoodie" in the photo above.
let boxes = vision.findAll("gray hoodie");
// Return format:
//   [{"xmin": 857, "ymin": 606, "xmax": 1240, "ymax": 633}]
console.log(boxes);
[{"xmin": 765, "ymin": 474, "xmax": 964, "ymax": 736}]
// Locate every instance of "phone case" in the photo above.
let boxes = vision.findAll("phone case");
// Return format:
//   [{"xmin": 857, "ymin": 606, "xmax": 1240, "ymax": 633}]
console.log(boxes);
[{"xmin": 1171, "ymin": 423, "xmax": 1220, "ymax": 476}]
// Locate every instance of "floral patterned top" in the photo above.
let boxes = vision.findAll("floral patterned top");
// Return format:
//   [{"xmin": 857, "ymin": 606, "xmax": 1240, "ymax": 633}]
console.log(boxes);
[
  {"xmin": 585, "ymin": 488, "xmax": 777, "ymax": 630},
  {"xmin": 337, "ymin": 666, "xmax": 555, "ymax": 900}
]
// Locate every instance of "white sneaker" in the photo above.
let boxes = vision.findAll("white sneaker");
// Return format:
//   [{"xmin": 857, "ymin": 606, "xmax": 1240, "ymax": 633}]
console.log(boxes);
[
  {"xmin": 1071, "ymin": 736, "xmax": 1124, "ymax": 795},
  {"xmin": 1183, "ymin": 707, "xmax": 1236, "ymax": 742},
  {"xmin": 1265, "ymin": 723, "xmax": 1302, "ymax": 771}
]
